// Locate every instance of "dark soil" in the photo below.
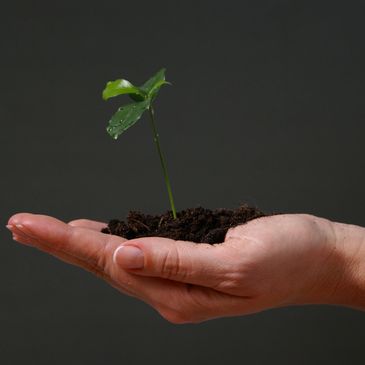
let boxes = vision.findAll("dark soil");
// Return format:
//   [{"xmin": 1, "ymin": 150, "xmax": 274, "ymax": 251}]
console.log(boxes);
[{"xmin": 101, "ymin": 205, "xmax": 266, "ymax": 244}]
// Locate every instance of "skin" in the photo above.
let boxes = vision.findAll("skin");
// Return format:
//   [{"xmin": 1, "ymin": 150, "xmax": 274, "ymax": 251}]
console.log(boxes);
[{"xmin": 6, "ymin": 213, "xmax": 365, "ymax": 323}]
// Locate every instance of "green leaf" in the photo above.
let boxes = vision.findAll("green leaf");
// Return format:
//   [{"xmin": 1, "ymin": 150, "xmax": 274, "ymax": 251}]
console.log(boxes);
[
  {"xmin": 102, "ymin": 79, "xmax": 146, "ymax": 101},
  {"xmin": 129, "ymin": 92, "xmax": 147, "ymax": 102},
  {"xmin": 140, "ymin": 68, "xmax": 170, "ymax": 99},
  {"xmin": 106, "ymin": 100, "xmax": 150, "ymax": 139}
]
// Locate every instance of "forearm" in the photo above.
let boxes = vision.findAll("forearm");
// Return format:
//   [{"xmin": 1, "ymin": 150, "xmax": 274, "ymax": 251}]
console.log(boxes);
[{"xmin": 328, "ymin": 221, "xmax": 365, "ymax": 309}]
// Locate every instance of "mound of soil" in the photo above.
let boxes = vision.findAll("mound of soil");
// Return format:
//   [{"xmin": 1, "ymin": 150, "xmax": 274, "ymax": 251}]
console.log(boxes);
[{"xmin": 101, "ymin": 205, "xmax": 266, "ymax": 244}]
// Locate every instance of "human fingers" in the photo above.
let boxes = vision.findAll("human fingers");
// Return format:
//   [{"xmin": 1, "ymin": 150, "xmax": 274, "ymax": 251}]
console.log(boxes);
[
  {"xmin": 7, "ymin": 213, "xmax": 126, "ymax": 272},
  {"xmin": 7, "ymin": 215, "xmax": 159, "ymax": 301},
  {"xmin": 7, "ymin": 222, "xmax": 111, "ymax": 279}
]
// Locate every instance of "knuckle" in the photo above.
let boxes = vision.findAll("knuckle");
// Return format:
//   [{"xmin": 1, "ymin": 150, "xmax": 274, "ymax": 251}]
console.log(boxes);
[
  {"xmin": 68, "ymin": 226, "xmax": 111, "ymax": 273},
  {"xmin": 160, "ymin": 245, "xmax": 186, "ymax": 280},
  {"xmin": 218, "ymin": 270, "xmax": 246, "ymax": 292},
  {"xmin": 214, "ymin": 254, "xmax": 258, "ymax": 294},
  {"xmin": 68, "ymin": 219, "xmax": 87, "ymax": 227},
  {"xmin": 97, "ymin": 235, "xmax": 115, "ymax": 272}
]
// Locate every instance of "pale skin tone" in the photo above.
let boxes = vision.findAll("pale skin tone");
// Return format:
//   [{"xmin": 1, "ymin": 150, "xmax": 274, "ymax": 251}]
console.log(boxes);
[{"xmin": 6, "ymin": 213, "xmax": 365, "ymax": 323}]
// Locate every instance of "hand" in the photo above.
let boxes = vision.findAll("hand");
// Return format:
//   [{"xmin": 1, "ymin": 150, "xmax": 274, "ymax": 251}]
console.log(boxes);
[{"xmin": 6, "ymin": 213, "xmax": 365, "ymax": 323}]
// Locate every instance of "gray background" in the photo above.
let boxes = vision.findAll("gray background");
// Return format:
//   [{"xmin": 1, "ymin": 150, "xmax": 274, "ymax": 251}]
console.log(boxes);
[{"xmin": 1, "ymin": 0, "xmax": 364, "ymax": 364}]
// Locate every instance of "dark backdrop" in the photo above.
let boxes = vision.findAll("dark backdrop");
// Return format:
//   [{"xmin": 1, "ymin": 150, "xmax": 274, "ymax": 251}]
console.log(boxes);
[{"xmin": 1, "ymin": 1, "xmax": 364, "ymax": 364}]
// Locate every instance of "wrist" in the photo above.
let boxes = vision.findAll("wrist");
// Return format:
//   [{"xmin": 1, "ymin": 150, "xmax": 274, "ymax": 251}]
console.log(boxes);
[{"xmin": 325, "ymin": 221, "xmax": 365, "ymax": 309}]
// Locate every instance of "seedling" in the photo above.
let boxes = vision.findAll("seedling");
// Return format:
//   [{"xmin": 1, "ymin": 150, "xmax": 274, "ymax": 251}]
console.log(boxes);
[
  {"xmin": 102, "ymin": 69, "xmax": 177, "ymax": 219},
  {"xmin": 101, "ymin": 69, "xmax": 265, "ymax": 243}
]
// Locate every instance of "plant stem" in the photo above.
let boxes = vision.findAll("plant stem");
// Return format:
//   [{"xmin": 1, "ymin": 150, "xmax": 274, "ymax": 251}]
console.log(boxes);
[{"xmin": 148, "ymin": 105, "xmax": 177, "ymax": 219}]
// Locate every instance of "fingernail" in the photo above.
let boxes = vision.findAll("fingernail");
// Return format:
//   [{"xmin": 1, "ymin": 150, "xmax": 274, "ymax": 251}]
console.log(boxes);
[
  {"xmin": 13, "ymin": 224, "xmax": 35, "ymax": 239},
  {"xmin": 12, "ymin": 234, "xmax": 28, "ymax": 242},
  {"xmin": 12, "ymin": 234, "xmax": 20, "ymax": 241},
  {"xmin": 6, "ymin": 224, "xmax": 14, "ymax": 231},
  {"xmin": 113, "ymin": 245, "xmax": 144, "ymax": 269}
]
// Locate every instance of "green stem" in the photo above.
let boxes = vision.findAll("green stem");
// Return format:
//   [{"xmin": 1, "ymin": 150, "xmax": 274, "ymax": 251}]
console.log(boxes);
[{"xmin": 148, "ymin": 105, "xmax": 177, "ymax": 219}]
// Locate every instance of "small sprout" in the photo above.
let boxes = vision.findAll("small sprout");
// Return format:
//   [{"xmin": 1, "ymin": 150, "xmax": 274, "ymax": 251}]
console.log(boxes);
[{"xmin": 102, "ymin": 68, "xmax": 177, "ymax": 219}]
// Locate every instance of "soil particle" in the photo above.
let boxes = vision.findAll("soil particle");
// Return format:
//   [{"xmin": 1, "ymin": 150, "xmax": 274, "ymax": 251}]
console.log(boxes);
[{"xmin": 101, "ymin": 204, "xmax": 266, "ymax": 244}]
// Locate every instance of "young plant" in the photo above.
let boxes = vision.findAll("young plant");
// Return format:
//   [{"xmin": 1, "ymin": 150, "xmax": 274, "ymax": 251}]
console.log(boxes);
[{"xmin": 102, "ymin": 68, "xmax": 177, "ymax": 219}]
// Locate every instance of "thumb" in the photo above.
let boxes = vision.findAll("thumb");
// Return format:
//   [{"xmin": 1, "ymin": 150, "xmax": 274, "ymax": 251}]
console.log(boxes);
[{"xmin": 112, "ymin": 237, "xmax": 228, "ymax": 289}]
